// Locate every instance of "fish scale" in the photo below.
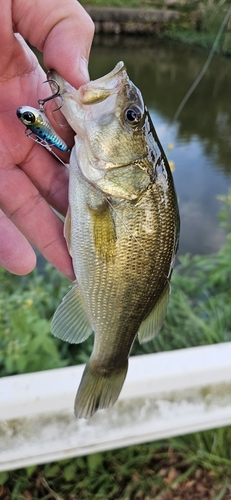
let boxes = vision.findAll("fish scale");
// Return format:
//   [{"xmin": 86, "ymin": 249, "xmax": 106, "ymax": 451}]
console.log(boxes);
[{"xmin": 50, "ymin": 61, "xmax": 180, "ymax": 418}]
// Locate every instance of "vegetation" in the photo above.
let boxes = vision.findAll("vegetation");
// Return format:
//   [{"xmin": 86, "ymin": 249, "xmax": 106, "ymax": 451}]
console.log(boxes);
[
  {"xmin": 0, "ymin": 193, "xmax": 231, "ymax": 498},
  {"xmin": 165, "ymin": 0, "xmax": 231, "ymax": 54},
  {"xmin": 81, "ymin": 0, "xmax": 143, "ymax": 6},
  {"xmin": 2, "ymin": 431, "xmax": 231, "ymax": 499},
  {"xmin": 80, "ymin": 0, "xmax": 231, "ymax": 55}
]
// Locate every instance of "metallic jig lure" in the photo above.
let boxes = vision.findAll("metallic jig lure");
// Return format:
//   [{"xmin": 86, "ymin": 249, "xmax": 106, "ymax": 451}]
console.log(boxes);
[
  {"xmin": 16, "ymin": 79, "xmax": 70, "ymax": 154},
  {"xmin": 16, "ymin": 106, "xmax": 70, "ymax": 152}
]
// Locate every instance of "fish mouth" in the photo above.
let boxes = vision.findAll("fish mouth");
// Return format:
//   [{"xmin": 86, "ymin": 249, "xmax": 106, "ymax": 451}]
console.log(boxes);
[
  {"xmin": 77, "ymin": 61, "xmax": 127, "ymax": 105},
  {"xmin": 48, "ymin": 62, "xmax": 142, "ymax": 170},
  {"xmin": 49, "ymin": 61, "xmax": 128, "ymax": 105}
]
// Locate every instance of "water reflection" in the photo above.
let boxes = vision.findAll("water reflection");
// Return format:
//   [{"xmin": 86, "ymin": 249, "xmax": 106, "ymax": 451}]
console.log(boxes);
[{"xmin": 89, "ymin": 36, "xmax": 231, "ymax": 255}]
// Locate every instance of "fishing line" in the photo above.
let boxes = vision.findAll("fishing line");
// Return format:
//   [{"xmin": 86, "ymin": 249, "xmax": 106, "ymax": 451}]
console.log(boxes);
[
  {"xmin": 27, "ymin": 133, "xmax": 68, "ymax": 168},
  {"xmin": 173, "ymin": 5, "xmax": 231, "ymax": 122}
]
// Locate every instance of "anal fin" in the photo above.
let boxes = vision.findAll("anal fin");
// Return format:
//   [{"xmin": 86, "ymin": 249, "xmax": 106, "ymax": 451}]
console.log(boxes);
[
  {"xmin": 51, "ymin": 282, "xmax": 93, "ymax": 344},
  {"xmin": 138, "ymin": 282, "xmax": 170, "ymax": 344}
]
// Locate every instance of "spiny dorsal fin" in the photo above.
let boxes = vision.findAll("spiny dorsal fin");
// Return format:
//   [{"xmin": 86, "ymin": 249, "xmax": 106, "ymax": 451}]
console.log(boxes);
[
  {"xmin": 51, "ymin": 282, "xmax": 93, "ymax": 344},
  {"xmin": 138, "ymin": 282, "xmax": 170, "ymax": 344}
]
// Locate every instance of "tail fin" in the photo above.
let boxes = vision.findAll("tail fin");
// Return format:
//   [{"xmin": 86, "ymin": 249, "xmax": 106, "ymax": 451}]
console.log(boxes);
[{"xmin": 74, "ymin": 361, "xmax": 128, "ymax": 418}]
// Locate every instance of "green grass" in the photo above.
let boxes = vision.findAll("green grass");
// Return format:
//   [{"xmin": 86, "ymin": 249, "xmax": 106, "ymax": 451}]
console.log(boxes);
[
  {"xmin": 0, "ymin": 192, "xmax": 231, "ymax": 498},
  {"xmin": 2, "ymin": 429, "xmax": 231, "ymax": 498}
]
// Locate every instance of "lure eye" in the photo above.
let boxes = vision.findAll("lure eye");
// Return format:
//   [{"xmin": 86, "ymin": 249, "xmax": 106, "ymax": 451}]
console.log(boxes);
[
  {"xmin": 124, "ymin": 105, "xmax": 142, "ymax": 126},
  {"xmin": 22, "ymin": 111, "xmax": 36, "ymax": 124}
]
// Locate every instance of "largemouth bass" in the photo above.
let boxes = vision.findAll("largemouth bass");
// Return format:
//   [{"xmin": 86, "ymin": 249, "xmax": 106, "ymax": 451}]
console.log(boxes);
[{"xmin": 50, "ymin": 62, "xmax": 180, "ymax": 418}]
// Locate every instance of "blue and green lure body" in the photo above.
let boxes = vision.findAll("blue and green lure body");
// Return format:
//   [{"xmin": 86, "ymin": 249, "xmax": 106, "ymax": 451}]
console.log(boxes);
[{"xmin": 16, "ymin": 106, "xmax": 70, "ymax": 152}]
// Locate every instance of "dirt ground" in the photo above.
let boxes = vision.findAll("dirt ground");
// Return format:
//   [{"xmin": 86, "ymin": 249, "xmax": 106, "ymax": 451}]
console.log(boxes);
[{"xmin": 156, "ymin": 467, "xmax": 231, "ymax": 500}]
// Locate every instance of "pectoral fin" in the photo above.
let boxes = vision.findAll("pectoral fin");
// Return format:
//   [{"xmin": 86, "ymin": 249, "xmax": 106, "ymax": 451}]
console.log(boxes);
[
  {"xmin": 89, "ymin": 204, "xmax": 116, "ymax": 262},
  {"xmin": 51, "ymin": 282, "xmax": 93, "ymax": 344},
  {"xmin": 138, "ymin": 283, "xmax": 170, "ymax": 344}
]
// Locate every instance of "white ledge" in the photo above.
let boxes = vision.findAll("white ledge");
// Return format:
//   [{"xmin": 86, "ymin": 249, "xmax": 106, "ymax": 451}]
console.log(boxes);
[{"xmin": 1, "ymin": 343, "xmax": 231, "ymax": 471}]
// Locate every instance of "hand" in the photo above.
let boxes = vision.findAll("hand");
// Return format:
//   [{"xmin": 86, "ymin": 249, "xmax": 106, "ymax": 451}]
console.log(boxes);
[{"xmin": 0, "ymin": 0, "xmax": 94, "ymax": 279}]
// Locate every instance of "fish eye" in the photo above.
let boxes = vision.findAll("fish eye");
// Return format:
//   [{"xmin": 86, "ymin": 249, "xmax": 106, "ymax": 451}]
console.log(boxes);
[
  {"xmin": 124, "ymin": 105, "xmax": 142, "ymax": 126},
  {"xmin": 22, "ymin": 111, "xmax": 36, "ymax": 124}
]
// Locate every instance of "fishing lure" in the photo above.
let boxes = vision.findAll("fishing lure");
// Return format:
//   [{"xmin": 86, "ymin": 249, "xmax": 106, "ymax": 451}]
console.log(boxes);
[
  {"xmin": 16, "ymin": 79, "xmax": 70, "ymax": 153},
  {"xmin": 16, "ymin": 106, "xmax": 70, "ymax": 152}
]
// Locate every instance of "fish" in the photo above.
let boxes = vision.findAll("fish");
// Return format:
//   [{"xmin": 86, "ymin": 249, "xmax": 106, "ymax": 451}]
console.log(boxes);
[
  {"xmin": 16, "ymin": 106, "xmax": 70, "ymax": 152},
  {"xmin": 49, "ymin": 61, "xmax": 180, "ymax": 418}
]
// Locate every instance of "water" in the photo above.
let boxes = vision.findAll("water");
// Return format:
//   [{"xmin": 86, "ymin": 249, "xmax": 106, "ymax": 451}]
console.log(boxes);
[{"xmin": 88, "ymin": 36, "xmax": 231, "ymax": 256}]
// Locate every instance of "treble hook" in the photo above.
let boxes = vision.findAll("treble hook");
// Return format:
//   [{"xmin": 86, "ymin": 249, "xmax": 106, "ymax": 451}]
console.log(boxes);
[{"xmin": 38, "ymin": 79, "xmax": 63, "ymax": 112}]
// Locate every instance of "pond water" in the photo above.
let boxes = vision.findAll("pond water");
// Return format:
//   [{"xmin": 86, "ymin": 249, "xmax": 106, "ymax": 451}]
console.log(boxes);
[{"xmin": 88, "ymin": 36, "xmax": 231, "ymax": 256}]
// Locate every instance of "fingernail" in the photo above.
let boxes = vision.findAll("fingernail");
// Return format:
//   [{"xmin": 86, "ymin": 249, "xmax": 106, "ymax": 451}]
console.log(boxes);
[{"xmin": 79, "ymin": 56, "xmax": 90, "ymax": 83}]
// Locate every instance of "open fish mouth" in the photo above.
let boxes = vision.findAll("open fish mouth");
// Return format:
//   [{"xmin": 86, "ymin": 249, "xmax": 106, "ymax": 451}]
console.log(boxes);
[
  {"xmin": 48, "ymin": 61, "xmax": 131, "ymax": 140},
  {"xmin": 48, "ymin": 61, "xmax": 141, "ymax": 169},
  {"xmin": 49, "ymin": 61, "xmax": 128, "ymax": 105},
  {"xmin": 78, "ymin": 61, "xmax": 128, "ymax": 105}
]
